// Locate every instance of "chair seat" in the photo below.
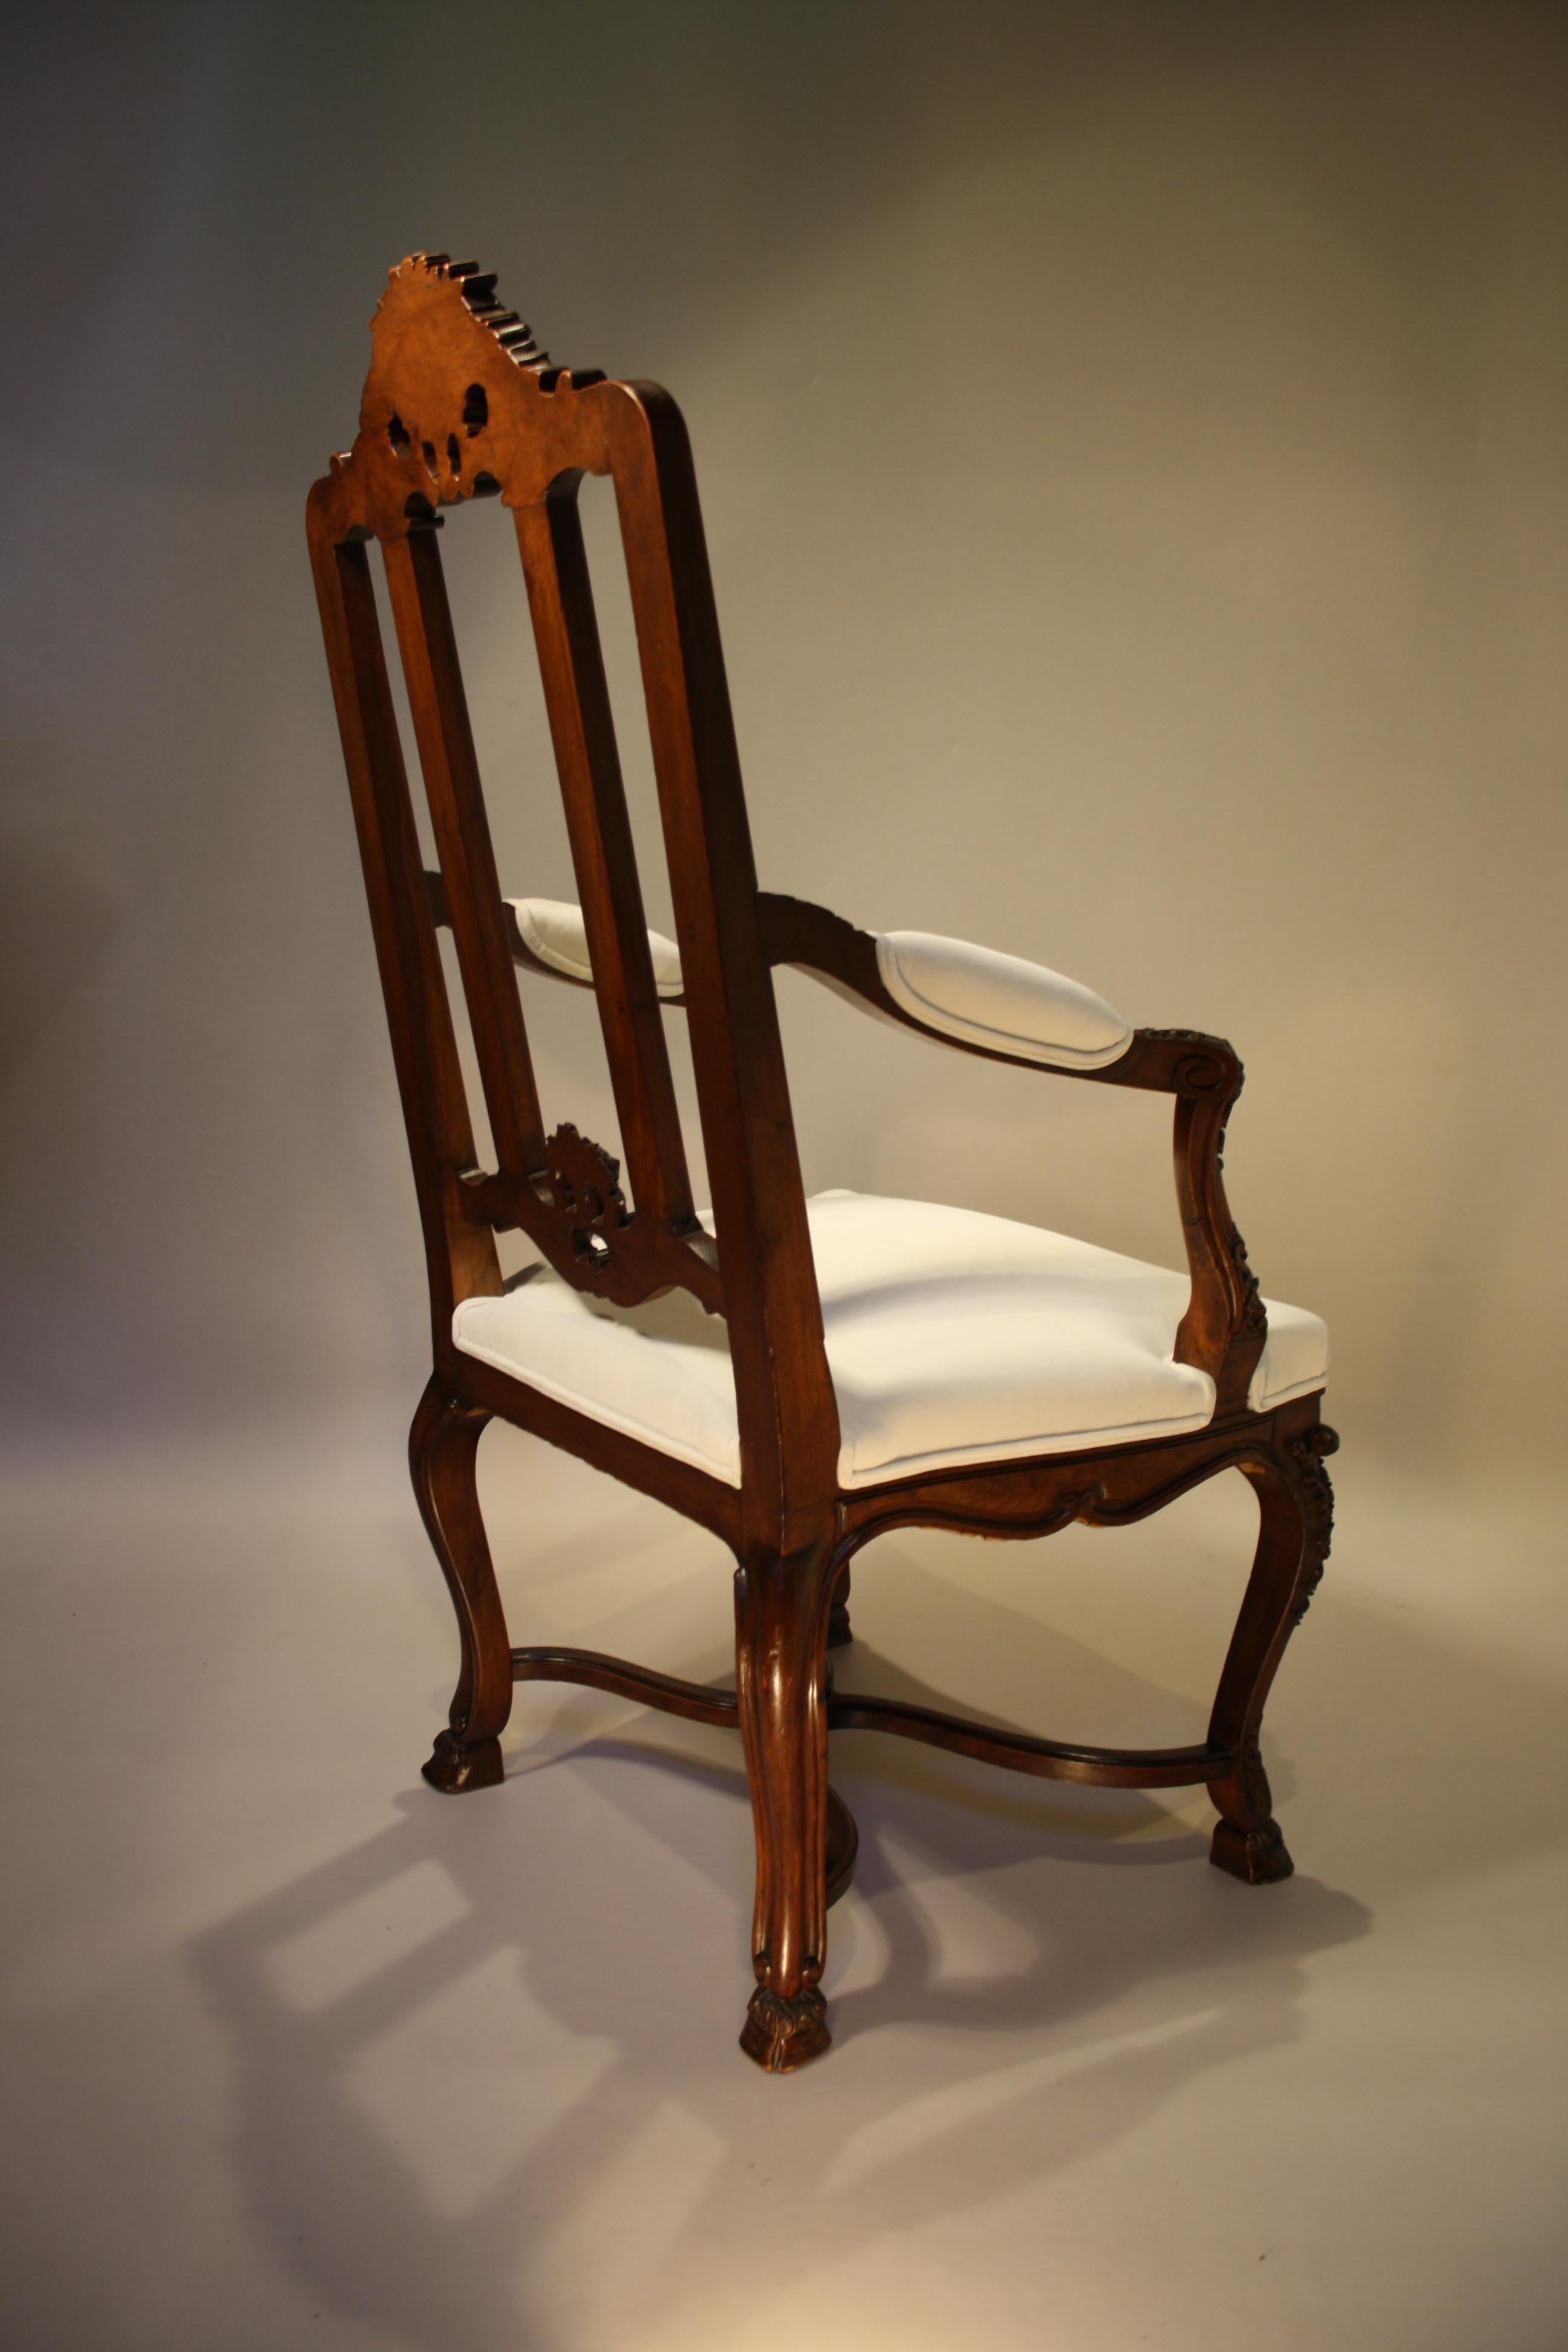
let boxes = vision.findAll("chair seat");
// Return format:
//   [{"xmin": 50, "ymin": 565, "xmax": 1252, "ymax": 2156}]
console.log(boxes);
[{"xmin": 452, "ymin": 1189, "xmax": 1328, "ymax": 1491}]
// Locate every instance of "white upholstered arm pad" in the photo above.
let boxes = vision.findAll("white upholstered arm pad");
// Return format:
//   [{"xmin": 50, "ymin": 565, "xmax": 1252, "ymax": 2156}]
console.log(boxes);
[
  {"xmin": 508, "ymin": 897, "xmax": 684, "ymax": 998},
  {"xmin": 875, "ymin": 930, "xmax": 1132, "ymax": 1068}
]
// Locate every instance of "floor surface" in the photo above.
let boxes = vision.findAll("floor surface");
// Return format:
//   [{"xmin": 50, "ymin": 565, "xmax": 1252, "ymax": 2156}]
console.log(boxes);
[{"xmin": 2, "ymin": 1428, "xmax": 1564, "ymax": 2351}]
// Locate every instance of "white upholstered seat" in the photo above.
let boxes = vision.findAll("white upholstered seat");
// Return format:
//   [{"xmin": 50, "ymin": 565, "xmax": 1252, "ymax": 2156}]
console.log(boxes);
[{"xmin": 453, "ymin": 1189, "xmax": 1328, "ymax": 1490}]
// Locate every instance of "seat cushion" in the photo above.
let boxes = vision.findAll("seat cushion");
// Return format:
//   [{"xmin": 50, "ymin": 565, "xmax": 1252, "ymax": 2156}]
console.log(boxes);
[
  {"xmin": 452, "ymin": 1190, "xmax": 1328, "ymax": 1490},
  {"xmin": 875, "ymin": 932, "xmax": 1133, "ymax": 1068}
]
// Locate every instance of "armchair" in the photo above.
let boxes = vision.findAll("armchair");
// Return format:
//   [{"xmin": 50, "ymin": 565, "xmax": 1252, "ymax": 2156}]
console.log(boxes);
[{"xmin": 309, "ymin": 253, "xmax": 1335, "ymax": 2073}]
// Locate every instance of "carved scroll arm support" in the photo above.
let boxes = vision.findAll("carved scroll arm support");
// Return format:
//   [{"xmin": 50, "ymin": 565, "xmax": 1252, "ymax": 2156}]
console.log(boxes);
[{"xmin": 754, "ymin": 892, "xmax": 1266, "ymax": 1411}]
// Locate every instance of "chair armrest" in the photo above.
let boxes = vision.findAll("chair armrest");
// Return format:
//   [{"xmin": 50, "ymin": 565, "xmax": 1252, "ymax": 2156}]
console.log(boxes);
[
  {"xmin": 756, "ymin": 893, "xmax": 1267, "ymax": 1408},
  {"xmin": 506, "ymin": 895, "xmax": 685, "ymax": 998},
  {"xmin": 756, "ymin": 893, "xmax": 1132, "ymax": 1070},
  {"xmin": 875, "ymin": 929, "xmax": 1132, "ymax": 1069},
  {"xmin": 423, "ymin": 870, "xmax": 687, "ymax": 1002}
]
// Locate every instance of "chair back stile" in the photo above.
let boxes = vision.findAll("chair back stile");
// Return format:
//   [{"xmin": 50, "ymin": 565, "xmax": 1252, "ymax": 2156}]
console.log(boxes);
[{"xmin": 307, "ymin": 254, "xmax": 839, "ymax": 1546}]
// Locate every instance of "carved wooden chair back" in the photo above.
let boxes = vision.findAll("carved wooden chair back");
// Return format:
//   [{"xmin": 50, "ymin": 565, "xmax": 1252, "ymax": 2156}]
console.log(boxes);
[{"xmin": 307, "ymin": 252, "xmax": 834, "ymax": 1557}]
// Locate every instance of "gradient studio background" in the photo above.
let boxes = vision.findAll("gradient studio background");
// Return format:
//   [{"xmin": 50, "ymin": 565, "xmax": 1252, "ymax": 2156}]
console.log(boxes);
[
  {"xmin": 5, "ymin": 0, "xmax": 1563, "ymax": 1475},
  {"xmin": 2, "ymin": 5, "xmax": 1565, "ymax": 2351}
]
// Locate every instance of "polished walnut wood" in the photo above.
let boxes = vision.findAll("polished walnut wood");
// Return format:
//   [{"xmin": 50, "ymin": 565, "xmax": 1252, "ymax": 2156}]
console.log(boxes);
[{"xmin": 309, "ymin": 253, "xmax": 1337, "ymax": 2072}]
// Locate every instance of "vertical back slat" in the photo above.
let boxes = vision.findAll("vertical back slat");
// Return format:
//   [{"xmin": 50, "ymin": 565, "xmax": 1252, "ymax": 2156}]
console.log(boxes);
[
  {"xmin": 514, "ymin": 485, "xmax": 697, "ymax": 1232},
  {"xmin": 382, "ymin": 523, "xmax": 546, "ymax": 1179},
  {"xmin": 306, "ymin": 494, "xmax": 501, "ymax": 1329}
]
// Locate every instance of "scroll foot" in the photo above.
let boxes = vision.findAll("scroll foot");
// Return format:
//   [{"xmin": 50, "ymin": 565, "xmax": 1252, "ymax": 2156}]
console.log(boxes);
[
  {"xmin": 422, "ymin": 1731, "xmax": 505, "ymax": 1794},
  {"xmin": 740, "ymin": 1986, "xmax": 831, "ymax": 2073},
  {"xmin": 1209, "ymin": 1812, "xmax": 1293, "ymax": 1884}
]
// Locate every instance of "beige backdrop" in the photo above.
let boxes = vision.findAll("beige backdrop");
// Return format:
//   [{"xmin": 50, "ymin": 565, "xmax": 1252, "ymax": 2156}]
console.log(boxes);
[
  {"xmin": 2, "ymin": 0, "xmax": 1564, "ymax": 1482},
  {"xmin": 4, "ymin": 15, "xmax": 1567, "ymax": 2351}
]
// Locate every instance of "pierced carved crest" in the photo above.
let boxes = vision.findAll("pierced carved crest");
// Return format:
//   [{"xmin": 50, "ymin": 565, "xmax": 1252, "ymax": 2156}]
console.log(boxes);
[{"xmin": 332, "ymin": 250, "xmax": 606, "ymax": 526}]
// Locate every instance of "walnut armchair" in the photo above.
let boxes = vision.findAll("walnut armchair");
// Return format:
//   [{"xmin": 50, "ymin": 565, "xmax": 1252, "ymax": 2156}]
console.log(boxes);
[{"xmin": 308, "ymin": 254, "xmax": 1336, "ymax": 2074}]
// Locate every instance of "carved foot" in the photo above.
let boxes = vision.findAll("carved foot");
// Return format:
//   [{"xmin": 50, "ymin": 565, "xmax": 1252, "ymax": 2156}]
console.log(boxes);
[
  {"xmin": 421, "ymin": 1731, "xmax": 505, "ymax": 1794},
  {"xmin": 1209, "ymin": 1815, "xmax": 1294, "ymax": 1884},
  {"xmin": 740, "ymin": 1985, "xmax": 831, "ymax": 2073},
  {"xmin": 1209, "ymin": 1731, "xmax": 1293, "ymax": 1882},
  {"xmin": 826, "ymin": 1785, "xmax": 859, "ymax": 1909}
]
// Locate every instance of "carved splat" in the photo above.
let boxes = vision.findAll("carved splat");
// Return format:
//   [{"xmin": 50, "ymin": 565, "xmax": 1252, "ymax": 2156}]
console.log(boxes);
[
  {"xmin": 468, "ymin": 1124, "xmax": 720, "ymax": 1316},
  {"xmin": 536, "ymin": 1122, "xmax": 632, "ymax": 1272}
]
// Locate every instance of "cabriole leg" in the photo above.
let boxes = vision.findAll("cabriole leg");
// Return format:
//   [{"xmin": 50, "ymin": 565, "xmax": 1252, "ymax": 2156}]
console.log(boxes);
[
  {"xmin": 1206, "ymin": 1425, "xmax": 1337, "ymax": 1883},
  {"xmin": 736, "ymin": 1538, "xmax": 837, "ymax": 2071},
  {"xmin": 410, "ymin": 1376, "xmax": 512, "ymax": 1794}
]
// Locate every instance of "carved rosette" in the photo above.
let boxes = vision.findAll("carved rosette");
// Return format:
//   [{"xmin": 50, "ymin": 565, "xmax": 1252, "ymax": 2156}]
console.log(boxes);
[{"xmin": 1143, "ymin": 1028, "xmax": 1230, "ymax": 1091}]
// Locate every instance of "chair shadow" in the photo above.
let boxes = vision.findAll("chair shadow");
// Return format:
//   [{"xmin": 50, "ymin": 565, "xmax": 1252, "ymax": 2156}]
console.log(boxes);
[{"xmin": 185, "ymin": 1570, "xmax": 1457, "ymax": 2351}]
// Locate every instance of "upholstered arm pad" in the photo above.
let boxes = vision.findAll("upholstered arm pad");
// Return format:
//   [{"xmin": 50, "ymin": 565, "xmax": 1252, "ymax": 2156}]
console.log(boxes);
[
  {"xmin": 506, "ymin": 897, "xmax": 685, "ymax": 999},
  {"xmin": 505, "ymin": 893, "xmax": 1131, "ymax": 1071},
  {"xmin": 874, "ymin": 931, "xmax": 1132, "ymax": 1070}
]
